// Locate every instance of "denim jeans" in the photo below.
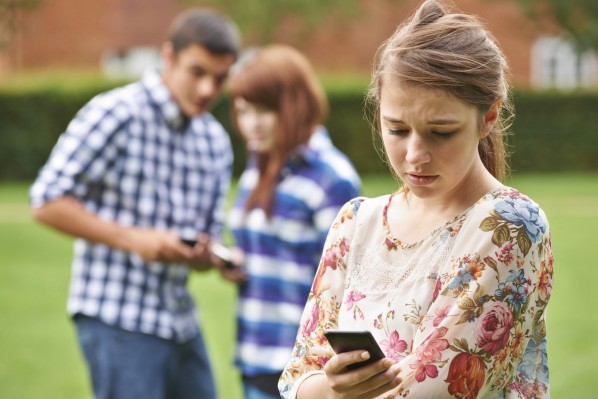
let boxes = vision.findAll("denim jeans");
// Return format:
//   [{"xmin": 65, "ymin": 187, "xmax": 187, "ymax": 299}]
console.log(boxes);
[
  {"xmin": 243, "ymin": 382, "xmax": 282, "ymax": 399},
  {"xmin": 74, "ymin": 315, "xmax": 216, "ymax": 399},
  {"xmin": 242, "ymin": 373, "xmax": 282, "ymax": 399}
]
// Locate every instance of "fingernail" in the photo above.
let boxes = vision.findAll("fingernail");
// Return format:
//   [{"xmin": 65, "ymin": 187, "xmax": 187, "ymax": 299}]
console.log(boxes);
[{"xmin": 361, "ymin": 351, "xmax": 370, "ymax": 360}]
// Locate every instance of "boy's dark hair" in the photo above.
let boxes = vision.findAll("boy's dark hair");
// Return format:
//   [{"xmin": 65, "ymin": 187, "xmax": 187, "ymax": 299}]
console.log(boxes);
[{"xmin": 168, "ymin": 9, "xmax": 241, "ymax": 58}]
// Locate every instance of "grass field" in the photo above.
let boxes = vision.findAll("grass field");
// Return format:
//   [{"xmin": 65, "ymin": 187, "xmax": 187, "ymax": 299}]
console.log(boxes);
[{"xmin": 0, "ymin": 173, "xmax": 596, "ymax": 398}]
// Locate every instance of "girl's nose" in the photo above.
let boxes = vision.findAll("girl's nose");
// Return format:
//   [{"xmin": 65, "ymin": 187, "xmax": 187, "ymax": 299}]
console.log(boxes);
[{"xmin": 405, "ymin": 134, "xmax": 431, "ymax": 165}]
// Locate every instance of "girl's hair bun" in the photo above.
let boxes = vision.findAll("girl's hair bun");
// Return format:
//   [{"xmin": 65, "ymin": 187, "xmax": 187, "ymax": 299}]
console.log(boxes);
[{"xmin": 411, "ymin": 0, "xmax": 448, "ymax": 27}]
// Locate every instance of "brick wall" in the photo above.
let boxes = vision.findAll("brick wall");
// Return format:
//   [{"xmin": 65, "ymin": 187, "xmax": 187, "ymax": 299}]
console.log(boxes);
[
  {"xmin": 3, "ymin": 0, "xmax": 179, "ymax": 70},
  {"xmin": 278, "ymin": 0, "xmax": 552, "ymax": 88},
  {"xmin": 1, "ymin": 0, "xmax": 558, "ymax": 87}
]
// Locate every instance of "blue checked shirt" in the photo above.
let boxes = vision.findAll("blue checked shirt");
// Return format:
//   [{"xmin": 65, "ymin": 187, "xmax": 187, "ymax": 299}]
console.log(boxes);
[
  {"xmin": 228, "ymin": 127, "xmax": 361, "ymax": 375},
  {"xmin": 30, "ymin": 69, "xmax": 233, "ymax": 342}
]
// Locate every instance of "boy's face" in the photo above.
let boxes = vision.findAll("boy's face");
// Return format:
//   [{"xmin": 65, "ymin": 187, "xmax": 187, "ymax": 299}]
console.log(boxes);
[{"xmin": 161, "ymin": 43, "xmax": 236, "ymax": 117}]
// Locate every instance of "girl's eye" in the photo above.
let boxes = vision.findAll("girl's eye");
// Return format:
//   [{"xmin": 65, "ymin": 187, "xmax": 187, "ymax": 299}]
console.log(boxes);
[
  {"xmin": 387, "ymin": 129, "xmax": 409, "ymax": 136},
  {"xmin": 433, "ymin": 131, "xmax": 456, "ymax": 139}
]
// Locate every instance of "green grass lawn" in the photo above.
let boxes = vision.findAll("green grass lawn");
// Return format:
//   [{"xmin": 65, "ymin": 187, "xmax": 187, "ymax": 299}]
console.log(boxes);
[{"xmin": 0, "ymin": 173, "xmax": 595, "ymax": 398}]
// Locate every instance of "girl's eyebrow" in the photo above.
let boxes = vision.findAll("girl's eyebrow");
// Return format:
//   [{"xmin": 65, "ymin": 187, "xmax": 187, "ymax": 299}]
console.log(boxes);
[
  {"xmin": 382, "ymin": 115, "xmax": 460, "ymax": 125},
  {"xmin": 428, "ymin": 118, "xmax": 460, "ymax": 125},
  {"xmin": 381, "ymin": 115, "xmax": 402, "ymax": 123}
]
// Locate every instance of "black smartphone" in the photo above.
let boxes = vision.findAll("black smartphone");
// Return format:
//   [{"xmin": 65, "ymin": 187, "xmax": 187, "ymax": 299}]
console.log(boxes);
[
  {"xmin": 324, "ymin": 330, "xmax": 385, "ymax": 370},
  {"xmin": 181, "ymin": 238, "xmax": 197, "ymax": 247}
]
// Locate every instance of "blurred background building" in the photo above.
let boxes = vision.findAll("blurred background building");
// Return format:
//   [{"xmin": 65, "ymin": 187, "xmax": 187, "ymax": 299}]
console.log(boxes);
[{"xmin": 1, "ymin": 0, "xmax": 597, "ymax": 89}]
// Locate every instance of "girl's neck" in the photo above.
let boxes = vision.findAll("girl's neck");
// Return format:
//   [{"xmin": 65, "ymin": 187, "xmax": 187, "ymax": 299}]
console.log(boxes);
[{"xmin": 388, "ymin": 171, "xmax": 501, "ymax": 245}]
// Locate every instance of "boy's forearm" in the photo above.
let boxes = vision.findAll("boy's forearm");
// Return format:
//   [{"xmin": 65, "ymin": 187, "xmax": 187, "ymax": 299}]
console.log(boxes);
[{"xmin": 31, "ymin": 196, "xmax": 132, "ymax": 251}]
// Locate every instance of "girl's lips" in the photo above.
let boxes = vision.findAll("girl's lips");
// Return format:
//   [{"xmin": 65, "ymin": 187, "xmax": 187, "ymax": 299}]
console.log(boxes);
[{"xmin": 406, "ymin": 173, "xmax": 438, "ymax": 185}]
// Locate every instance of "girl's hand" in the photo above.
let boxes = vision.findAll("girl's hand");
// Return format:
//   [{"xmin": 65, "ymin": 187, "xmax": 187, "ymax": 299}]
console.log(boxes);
[
  {"xmin": 322, "ymin": 351, "xmax": 402, "ymax": 399},
  {"xmin": 217, "ymin": 246, "xmax": 247, "ymax": 284}
]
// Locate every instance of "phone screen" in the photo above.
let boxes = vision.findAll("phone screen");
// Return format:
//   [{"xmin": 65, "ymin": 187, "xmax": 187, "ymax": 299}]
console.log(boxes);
[{"xmin": 324, "ymin": 330, "xmax": 385, "ymax": 370}]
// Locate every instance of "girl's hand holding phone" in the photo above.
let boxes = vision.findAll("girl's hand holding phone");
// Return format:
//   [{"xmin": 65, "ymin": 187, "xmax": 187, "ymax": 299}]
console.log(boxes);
[
  {"xmin": 212, "ymin": 242, "xmax": 247, "ymax": 284},
  {"xmin": 319, "ymin": 330, "xmax": 402, "ymax": 399}
]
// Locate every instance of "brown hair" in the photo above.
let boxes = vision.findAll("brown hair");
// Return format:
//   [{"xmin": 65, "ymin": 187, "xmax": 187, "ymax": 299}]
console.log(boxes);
[
  {"xmin": 229, "ymin": 44, "xmax": 328, "ymax": 215},
  {"xmin": 367, "ymin": 0, "xmax": 513, "ymax": 181},
  {"xmin": 168, "ymin": 9, "xmax": 240, "ymax": 58}
]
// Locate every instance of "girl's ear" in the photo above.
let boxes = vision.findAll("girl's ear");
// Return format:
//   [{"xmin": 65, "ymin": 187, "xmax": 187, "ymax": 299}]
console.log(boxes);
[{"xmin": 480, "ymin": 99, "xmax": 501, "ymax": 138}]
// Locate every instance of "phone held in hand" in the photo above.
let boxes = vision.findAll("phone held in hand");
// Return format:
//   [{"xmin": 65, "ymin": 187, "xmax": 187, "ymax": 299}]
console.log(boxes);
[
  {"xmin": 210, "ymin": 242, "xmax": 237, "ymax": 270},
  {"xmin": 324, "ymin": 330, "xmax": 385, "ymax": 370},
  {"xmin": 180, "ymin": 239, "xmax": 237, "ymax": 270}
]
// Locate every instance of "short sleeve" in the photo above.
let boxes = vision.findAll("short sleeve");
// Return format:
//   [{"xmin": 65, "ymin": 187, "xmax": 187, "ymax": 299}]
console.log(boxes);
[
  {"xmin": 29, "ymin": 91, "xmax": 129, "ymax": 207},
  {"xmin": 278, "ymin": 197, "xmax": 365, "ymax": 399}
]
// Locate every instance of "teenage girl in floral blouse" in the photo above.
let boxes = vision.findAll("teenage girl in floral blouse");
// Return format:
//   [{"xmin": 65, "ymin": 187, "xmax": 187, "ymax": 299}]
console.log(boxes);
[{"xmin": 278, "ymin": 1, "xmax": 553, "ymax": 398}]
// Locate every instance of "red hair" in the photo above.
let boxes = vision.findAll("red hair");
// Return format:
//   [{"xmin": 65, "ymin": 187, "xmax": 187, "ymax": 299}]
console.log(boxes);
[{"xmin": 229, "ymin": 44, "xmax": 328, "ymax": 216}]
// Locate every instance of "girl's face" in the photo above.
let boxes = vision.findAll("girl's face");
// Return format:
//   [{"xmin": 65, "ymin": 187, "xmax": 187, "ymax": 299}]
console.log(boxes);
[
  {"xmin": 233, "ymin": 97, "xmax": 278, "ymax": 153},
  {"xmin": 379, "ymin": 79, "xmax": 497, "ymax": 201}
]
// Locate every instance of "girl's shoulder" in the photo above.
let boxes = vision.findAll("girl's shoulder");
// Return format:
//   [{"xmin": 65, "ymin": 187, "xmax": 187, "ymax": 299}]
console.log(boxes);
[
  {"xmin": 344, "ymin": 194, "xmax": 392, "ymax": 216},
  {"xmin": 476, "ymin": 186, "xmax": 546, "ymax": 219},
  {"xmin": 470, "ymin": 185, "xmax": 550, "ymax": 248},
  {"xmin": 330, "ymin": 195, "xmax": 391, "ymax": 230}
]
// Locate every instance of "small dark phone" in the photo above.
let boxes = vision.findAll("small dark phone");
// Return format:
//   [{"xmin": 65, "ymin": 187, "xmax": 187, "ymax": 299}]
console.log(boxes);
[
  {"xmin": 324, "ymin": 330, "xmax": 385, "ymax": 370},
  {"xmin": 181, "ymin": 238, "xmax": 197, "ymax": 247}
]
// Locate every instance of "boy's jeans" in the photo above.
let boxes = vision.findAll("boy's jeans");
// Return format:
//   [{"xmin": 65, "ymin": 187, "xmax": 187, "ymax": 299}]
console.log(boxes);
[{"xmin": 75, "ymin": 315, "xmax": 216, "ymax": 399}]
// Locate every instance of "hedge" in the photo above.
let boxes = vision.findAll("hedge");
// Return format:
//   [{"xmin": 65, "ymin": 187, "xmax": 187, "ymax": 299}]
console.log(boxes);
[
  {"xmin": 1, "ymin": 81, "xmax": 596, "ymax": 181},
  {"xmin": 506, "ymin": 91, "xmax": 598, "ymax": 172}
]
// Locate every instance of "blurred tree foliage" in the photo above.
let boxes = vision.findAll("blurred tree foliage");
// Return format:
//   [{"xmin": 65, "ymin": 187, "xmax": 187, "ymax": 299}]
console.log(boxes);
[
  {"xmin": 0, "ymin": 0, "xmax": 44, "ymax": 48},
  {"xmin": 514, "ymin": 0, "xmax": 598, "ymax": 51},
  {"xmin": 190, "ymin": 0, "xmax": 598, "ymax": 52},
  {"xmin": 185, "ymin": 0, "xmax": 401, "ymax": 42}
]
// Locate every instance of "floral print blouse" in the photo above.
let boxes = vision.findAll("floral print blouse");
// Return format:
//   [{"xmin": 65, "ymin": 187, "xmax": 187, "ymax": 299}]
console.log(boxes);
[{"xmin": 279, "ymin": 187, "xmax": 553, "ymax": 399}]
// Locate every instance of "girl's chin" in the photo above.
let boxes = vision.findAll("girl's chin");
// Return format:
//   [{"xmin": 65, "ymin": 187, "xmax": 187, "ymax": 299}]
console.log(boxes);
[
  {"xmin": 246, "ymin": 141, "xmax": 270, "ymax": 153},
  {"xmin": 247, "ymin": 143, "xmax": 268, "ymax": 154}
]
